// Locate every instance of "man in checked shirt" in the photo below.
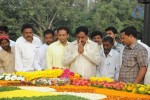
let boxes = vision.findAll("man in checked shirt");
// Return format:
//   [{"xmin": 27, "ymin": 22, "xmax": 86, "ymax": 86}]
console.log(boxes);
[{"xmin": 119, "ymin": 26, "xmax": 148, "ymax": 84}]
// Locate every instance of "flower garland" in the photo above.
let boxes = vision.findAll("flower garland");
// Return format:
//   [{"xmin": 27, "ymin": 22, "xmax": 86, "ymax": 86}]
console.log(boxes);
[
  {"xmin": 50, "ymin": 85, "xmax": 95, "ymax": 93},
  {"xmin": 50, "ymin": 85, "xmax": 150, "ymax": 100},
  {"xmin": 31, "ymin": 78, "xmax": 70, "ymax": 86},
  {"xmin": 123, "ymin": 83, "xmax": 150, "ymax": 95},
  {"xmin": 15, "ymin": 69, "xmax": 63, "ymax": 81},
  {"xmin": 91, "ymin": 81, "xmax": 126, "ymax": 90},
  {"xmin": 0, "ymin": 80, "xmax": 21, "ymax": 86},
  {"xmin": 90, "ymin": 77, "xmax": 114, "ymax": 82}
]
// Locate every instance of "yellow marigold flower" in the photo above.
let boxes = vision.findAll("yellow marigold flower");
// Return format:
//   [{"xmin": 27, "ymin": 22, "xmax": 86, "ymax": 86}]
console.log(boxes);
[
  {"xmin": 90, "ymin": 77, "xmax": 98, "ymax": 82},
  {"xmin": 127, "ymin": 86, "xmax": 134, "ymax": 91},
  {"xmin": 74, "ymin": 73, "xmax": 80, "ymax": 77},
  {"xmin": 138, "ymin": 87, "xmax": 145, "ymax": 93},
  {"xmin": 15, "ymin": 69, "xmax": 63, "ymax": 81}
]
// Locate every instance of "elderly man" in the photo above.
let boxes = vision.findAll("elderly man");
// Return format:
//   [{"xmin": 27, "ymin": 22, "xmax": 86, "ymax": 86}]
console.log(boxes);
[
  {"xmin": 0, "ymin": 36, "xmax": 15, "ymax": 74},
  {"xmin": 15, "ymin": 24, "xmax": 42, "ymax": 72},
  {"xmin": 63, "ymin": 26, "xmax": 101, "ymax": 78}
]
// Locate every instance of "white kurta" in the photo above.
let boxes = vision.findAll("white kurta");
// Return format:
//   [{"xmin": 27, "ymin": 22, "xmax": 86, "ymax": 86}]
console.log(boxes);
[
  {"xmin": 15, "ymin": 36, "xmax": 42, "ymax": 72},
  {"xmin": 34, "ymin": 44, "xmax": 48, "ymax": 70},
  {"xmin": 63, "ymin": 39, "xmax": 101, "ymax": 78}
]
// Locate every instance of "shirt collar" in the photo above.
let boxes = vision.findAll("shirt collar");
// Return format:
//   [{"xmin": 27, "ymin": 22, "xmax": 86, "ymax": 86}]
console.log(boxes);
[
  {"xmin": 137, "ymin": 40, "xmax": 141, "ymax": 43},
  {"xmin": 114, "ymin": 41, "xmax": 118, "ymax": 47},
  {"xmin": 22, "ymin": 36, "xmax": 36, "ymax": 43},
  {"xmin": 126, "ymin": 41, "xmax": 138, "ymax": 50},
  {"xmin": 43, "ymin": 43, "xmax": 48, "ymax": 46},
  {"xmin": 102, "ymin": 49, "xmax": 113, "ymax": 57},
  {"xmin": 56, "ymin": 40, "xmax": 69, "ymax": 46}
]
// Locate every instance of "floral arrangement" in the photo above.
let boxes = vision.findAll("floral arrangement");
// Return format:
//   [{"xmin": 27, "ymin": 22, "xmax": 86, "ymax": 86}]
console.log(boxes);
[
  {"xmin": 69, "ymin": 73, "xmax": 81, "ymax": 81},
  {"xmin": 71, "ymin": 78, "xmax": 91, "ymax": 86},
  {"xmin": 31, "ymin": 78, "xmax": 70, "ymax": 86},
  {"xmin": 58, "ymin": 68, "xmax": 74, "ymax": 79},
  {"xmin": 0, "ymin": 74, "xmax": 24, "ymax": 81},
  {"xmin": 15, "ymin": 69, "xmax": 63, "ymax": 81},
  {"xmin": 51, "ymin": 85, "xmax": 150, "ymax": 99},
  {"xmin": 28, "ymin": 68, "xmax": 80, "ymax": 86},
  {"xmin": 90, "ymin": 77, "xmax": 114, "ymax": 83},
  {"xmin": 123, "ymin": 83, "xmax": 150, "ymax": 95},
  {"xmin": 91, "ymin": 81, "xmax": 126, "ymax": 90},
  {"xmin": 50, "ymin": 85, "xmax": 95, "ymax": 93}
]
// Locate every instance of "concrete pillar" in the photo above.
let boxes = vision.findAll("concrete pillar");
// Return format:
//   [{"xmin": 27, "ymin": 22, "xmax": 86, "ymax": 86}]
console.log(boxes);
[{"xmin": 143, "ymin": 4, "xmax": 150, "ymax": 46}]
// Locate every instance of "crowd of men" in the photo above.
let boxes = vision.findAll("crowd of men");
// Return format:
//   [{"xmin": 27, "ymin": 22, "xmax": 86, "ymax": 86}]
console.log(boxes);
[{"xmin": 0, "ymin": 24, "xmax": 150, "ymax": 84}]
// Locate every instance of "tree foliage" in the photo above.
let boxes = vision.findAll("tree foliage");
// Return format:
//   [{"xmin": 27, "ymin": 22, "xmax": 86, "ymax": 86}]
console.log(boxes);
[{"xmin": 0, "ymin": 0, "xmax": 144, "ymax": 41}]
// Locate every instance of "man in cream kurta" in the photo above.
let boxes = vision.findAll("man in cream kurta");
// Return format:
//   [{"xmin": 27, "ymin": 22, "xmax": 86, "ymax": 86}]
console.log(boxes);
[
  {"xmin": 46, "ymin": 40, "xmax": 69, "ymax": 68},
  {"xmin": 46, "ymin": 26, "xmax": 69, "ymax": 69},
  {"xmin": 63, "ymin": 26, "xmax": 101, "ymax": 78}
]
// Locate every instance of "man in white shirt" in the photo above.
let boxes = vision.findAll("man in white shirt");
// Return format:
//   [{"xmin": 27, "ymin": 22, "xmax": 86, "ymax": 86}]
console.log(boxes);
[
  {"xmin": 63, "ymin": 26, "xmax": 101, "ymax": 78},
  {"xmin": 97, "ymin": 36, "xmax": 120, "ymax": 80},
  {"xmin": 15, "ymin": 24, "xmax": 42, "ymax": 72},
  {"xmin": 136, "ymin": 32, "xmax": 150, "ymax": 84},
  {"xmin": 34, "ymin": 29, "xmax": 54, "ymax": 70},
  {"xmin": 0, "ymin": 26, "xmax": 15, "ymax": 50}
]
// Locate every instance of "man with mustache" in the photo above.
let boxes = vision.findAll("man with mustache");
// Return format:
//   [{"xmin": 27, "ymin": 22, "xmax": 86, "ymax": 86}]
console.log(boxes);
[
  {"xmin": 90, "ymin": 30, "xmax": 103, "ymax": 50},
  {"xmin": 97, "ymin": 36, "xmax": 120, "ymax": 80},
  {"xmin": 0, "ymin": 36, "xmax": 15, "ymax": 74},
  {"xmin": 34, "ymin": 29, "xmax": 54, "ymax": 70},
  {"xmin": 15, "ymin": 24, "xmax": 42, "ymax": 72},
  {"xmin": 63, "ymin": 26, "xmax": 101, "ymax": 78}
]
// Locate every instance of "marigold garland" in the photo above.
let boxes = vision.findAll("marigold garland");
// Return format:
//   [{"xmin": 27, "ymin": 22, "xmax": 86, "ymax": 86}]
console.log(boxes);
[
  {"xmin": 90, "ymin": 77, "xmax": 114, "ymax": 82},
  {"xmin": 50, "ymin": 85, "xmax": 150, "ymax": 100},
  {"xmin": 0, "ymin": 80, "xmax": 21, "ymax": 86},
  {"xmin": 15, "ymin": 69, "xmax": 63, "ymax": 81},
  {"xmin": 50, "ymin": 85, "xmax": 95, "ymax": 93}
]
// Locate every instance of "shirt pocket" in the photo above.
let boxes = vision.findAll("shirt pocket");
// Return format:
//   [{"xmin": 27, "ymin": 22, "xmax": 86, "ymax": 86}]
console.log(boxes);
[
  {"xmin": 124, "ymin": 57, "xmax": 136, "ymax": 67},
  {"xmin": 108, "ymin": 66, "xmax": 115, "ymax": 74}
]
